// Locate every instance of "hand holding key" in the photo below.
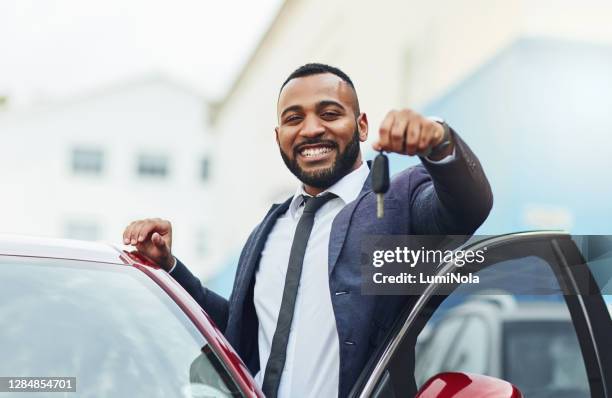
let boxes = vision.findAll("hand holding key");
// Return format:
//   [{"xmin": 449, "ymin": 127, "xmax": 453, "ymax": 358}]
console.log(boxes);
[
  {"xmin": 372, "ymin": 109, "xmax": 447, "ymax": 157},
  {"xmin": 371, "ymin": 109, "xmax": 452, "ymax": 219}
]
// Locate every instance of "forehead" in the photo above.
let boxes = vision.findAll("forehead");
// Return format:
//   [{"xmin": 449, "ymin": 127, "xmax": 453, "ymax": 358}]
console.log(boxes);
[{"xmin": 277, "ymin": 73, "xmax": 356, "ymax": 114}]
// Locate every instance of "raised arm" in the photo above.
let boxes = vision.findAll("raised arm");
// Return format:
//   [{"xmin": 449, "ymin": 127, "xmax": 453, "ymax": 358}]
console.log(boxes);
[
  {"xmin": 372, "ymin": 109, "xmax": 492, "ymax": 234},
  {"xmin": 408, "ymin": 128, "xmax": 493, "ymax": 234}
]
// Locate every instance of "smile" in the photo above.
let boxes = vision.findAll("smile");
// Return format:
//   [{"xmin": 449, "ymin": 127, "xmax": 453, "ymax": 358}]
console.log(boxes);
[{"xmin": 297, "ymin": 144, "xmax": 336, "ymax": 162}]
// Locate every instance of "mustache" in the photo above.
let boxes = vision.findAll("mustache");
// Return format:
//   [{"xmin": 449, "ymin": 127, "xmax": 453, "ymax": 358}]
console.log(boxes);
[{"xmin": 293, "ymin": 138, "xmax": 338, "ymax": 156}]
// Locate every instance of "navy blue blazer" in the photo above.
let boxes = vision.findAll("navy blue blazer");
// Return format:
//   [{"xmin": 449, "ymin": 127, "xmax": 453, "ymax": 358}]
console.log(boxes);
[{"xmin": 171, "ymin": 130, "xmax": 493, "ymax": 397}]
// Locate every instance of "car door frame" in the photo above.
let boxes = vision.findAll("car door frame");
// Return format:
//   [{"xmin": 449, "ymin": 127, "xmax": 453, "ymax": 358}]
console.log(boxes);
[{"xmin": 349, "ymin": 231, "xmax": 612, "ymax": 398}]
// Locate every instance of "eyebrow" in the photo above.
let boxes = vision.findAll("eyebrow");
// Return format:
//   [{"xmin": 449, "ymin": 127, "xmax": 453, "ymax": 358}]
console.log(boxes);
[
  {"xmin": 280, "ymin": 100, "xmax": 346, "ymax": 119},
  {"xmin": 280, "ymin": 105, "xmax": 303, "ymax": 119},
  {"xmin": 316, "ymin": 100, "xmax": 345, "ymax": 112}
]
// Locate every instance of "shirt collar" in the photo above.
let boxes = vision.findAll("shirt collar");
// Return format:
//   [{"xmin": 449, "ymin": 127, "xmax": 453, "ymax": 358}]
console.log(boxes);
[{"xmin": 288, "ymin": 161, "xmax": 370, "ymax": 218}]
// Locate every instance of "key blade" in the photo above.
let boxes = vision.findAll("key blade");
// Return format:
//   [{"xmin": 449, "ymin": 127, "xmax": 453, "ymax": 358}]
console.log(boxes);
[{"xmin": 377, "ymin": 193, "xmax": 384, "ymax": 219}]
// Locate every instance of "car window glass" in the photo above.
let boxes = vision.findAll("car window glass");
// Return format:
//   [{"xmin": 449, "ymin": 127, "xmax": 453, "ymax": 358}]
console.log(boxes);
[
  {"xmin": 443, "ymin": 316, "xmax": 489, "ymax": 375},
  {"xmin": 412, "ymin": 255, "xmax": 591, "ymax": 398},
  {"xmin": 0, "ymin": 257, "xmax": 241, "ymax": 398},
  {"xmin": 573, "ymin": 235, "xmax": 612, "ymax": 320},
  {"xmin": 414, "ymin": 316, "xmax": 464, "ymax": 384},
  {"xmin": 504, "ymin": 321, "xmax": 589, "ymax": 395}
]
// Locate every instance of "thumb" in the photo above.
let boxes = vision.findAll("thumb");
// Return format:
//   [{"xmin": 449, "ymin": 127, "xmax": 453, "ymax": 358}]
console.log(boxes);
[{"xmin": 152, "ymin": 232, "xmax": 166, "ymax": 249}]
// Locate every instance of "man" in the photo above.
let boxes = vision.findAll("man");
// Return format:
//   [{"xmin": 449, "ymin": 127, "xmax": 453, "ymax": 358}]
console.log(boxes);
[{"xmin": 123, "ymin": 63, "xmax": 492, "ymax": 398}]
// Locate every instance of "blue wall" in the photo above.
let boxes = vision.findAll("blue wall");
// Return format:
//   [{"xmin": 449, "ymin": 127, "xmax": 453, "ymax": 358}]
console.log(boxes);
[{"xmin": 379, "ymin": 37, "xmax": 612, "ymax": 234}]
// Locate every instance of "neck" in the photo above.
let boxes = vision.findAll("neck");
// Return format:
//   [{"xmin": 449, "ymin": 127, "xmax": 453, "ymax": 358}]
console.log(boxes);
[
  {"xmin": 303, "ymin": 157, "xmax": 363, "ymax": 196},
  {"xmin": 303, "ymin": 185, "xmax": 325, "ymax": 196}
]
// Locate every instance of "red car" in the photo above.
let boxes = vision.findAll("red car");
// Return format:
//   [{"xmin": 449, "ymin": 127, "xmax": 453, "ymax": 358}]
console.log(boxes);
[{"xmin": 1, "ymin": 233, "xmax": 609, "ymax": 397}]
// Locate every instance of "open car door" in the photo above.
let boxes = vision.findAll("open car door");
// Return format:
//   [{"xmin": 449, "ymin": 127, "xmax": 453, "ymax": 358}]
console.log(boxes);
[{"xmin": 350, "ymin": 232, "xmax": 612, "ymax": 398}]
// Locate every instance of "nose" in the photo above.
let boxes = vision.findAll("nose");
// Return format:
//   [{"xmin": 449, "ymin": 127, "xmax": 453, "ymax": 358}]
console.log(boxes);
[{"xmin": 299, "ymin": 114, "xmax": 325, "ymax": 138}]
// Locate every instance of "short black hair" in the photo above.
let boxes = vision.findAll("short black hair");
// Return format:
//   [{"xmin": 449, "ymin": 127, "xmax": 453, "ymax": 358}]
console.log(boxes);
[
  {"xmin": 280, "ymin": 63, "xmax": 360, "ymax": 114},
  {"xmin": 281, "ymin": 63, "xmax": 356, "ymax": 91}
]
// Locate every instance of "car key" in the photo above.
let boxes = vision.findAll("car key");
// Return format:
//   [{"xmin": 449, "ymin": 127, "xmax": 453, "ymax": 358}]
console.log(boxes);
[{"xmin": 371, "ymin": 151, "xmax": 390, "ymax": 219}]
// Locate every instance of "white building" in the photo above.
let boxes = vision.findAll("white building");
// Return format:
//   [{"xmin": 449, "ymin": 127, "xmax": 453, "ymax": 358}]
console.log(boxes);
[{"xmin": 0, "ymin": 75, "xmax": 218, "ymax": 277}]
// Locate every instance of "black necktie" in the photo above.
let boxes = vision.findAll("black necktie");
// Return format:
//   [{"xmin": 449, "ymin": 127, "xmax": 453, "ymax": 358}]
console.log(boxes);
[{"xmin": 262, "ymin": 193, "xmax": 337, "ymax": 398}]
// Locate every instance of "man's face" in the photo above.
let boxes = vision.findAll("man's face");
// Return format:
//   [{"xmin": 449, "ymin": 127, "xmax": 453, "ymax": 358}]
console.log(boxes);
[{"xmin": 276, "ymin": 73, "xmax": 368, "ymax": 189}]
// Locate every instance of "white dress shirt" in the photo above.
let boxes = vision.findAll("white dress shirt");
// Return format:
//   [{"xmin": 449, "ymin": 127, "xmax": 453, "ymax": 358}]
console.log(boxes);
[{"xmin": 253, "ymin": 161, "xmax": 370, "ymax": 398}]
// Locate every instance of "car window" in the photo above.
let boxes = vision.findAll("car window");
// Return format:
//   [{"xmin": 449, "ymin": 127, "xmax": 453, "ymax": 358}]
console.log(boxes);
[
  {"xmin": 573, "ymin": 235, "xmax": 612, "ymax": 320},
  {"xmin": 412, "ymin": 254, "xmax": 591, "ymax": 398},
  {"xmin": 442, "ymin": 316, "xmax": 489, "ymax": 375},
  {"xmin": 413, "ymin": 316, "xmax": 464, "ymax": 383},
  {"xmin": 503, "ymin": 320, "xmax": 589, "ymax": 396},
  {"xmin": 0, "ymin": 257, "xmax": 241, "ymax": 398}
]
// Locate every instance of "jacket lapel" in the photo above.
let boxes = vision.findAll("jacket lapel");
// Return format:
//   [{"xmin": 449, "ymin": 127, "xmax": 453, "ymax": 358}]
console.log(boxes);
[
  {"xmin": 236, "ymin": 161, "xmax": 373, "ymax": 291},
  {"xmin": 233, "ymin": 197, "xmax": 293, "ymax": 308},
  {"xmin": 328, "ymin": 163, "xmax": 373, "ymax": 275}
]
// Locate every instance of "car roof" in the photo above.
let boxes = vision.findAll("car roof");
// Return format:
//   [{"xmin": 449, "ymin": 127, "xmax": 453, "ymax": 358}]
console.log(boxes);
[
  {"xmin": 500, "ymin": 302, "xmax": 572, "ymax": 322},
  {"xmin": 0, "ymin": 234, "xmax": 128, "ymax": 264},
  {"xmin": 457, "ymin": 296, "xmax": 571, "ymax": 322}
]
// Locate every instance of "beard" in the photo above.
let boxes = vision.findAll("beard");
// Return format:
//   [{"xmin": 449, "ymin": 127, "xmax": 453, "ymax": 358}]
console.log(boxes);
[{"xmin": 280, "ymin": 129, "xmax": 361, "ymax": 189}]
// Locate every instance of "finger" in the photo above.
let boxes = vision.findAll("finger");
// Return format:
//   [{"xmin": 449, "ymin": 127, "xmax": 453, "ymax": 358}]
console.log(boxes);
[
  {"xmin": 124, "ymin": 221, "xmax": 139, "ymax": 245},
  {"xmin": 433, "ymin": 122, "xmax": 444, "ymax": 145},
  {"xmin": 136, "ymin": 221, "xmax": 153, "ymax": 243},
  {"xmin": 390, "ymin": 116, "xmax": 407, "ymax": 153},
  {"xmin": 123, "ymin": 222, "xmax": 134, "ymax": 244},
  {"xmin": 136, "ymin": 220, "xmax": 158, "ymax": 243},
  {"xmin": 405, "ymin": 120, "xmax": 422, "ymax": 155},
  {"xmin": 154, "ymin": 218, "xmax": 171, "ymax": 234},
  {"xmin": 418, "ymin": 122, "xmax": 437, "ymax": 152},
  {"xmin": 152, "ymin": 232, "xmax": 166, "ymax": 248},
  {"xmin": 142, "ymin": 219, "xmax": 170, "ymax": 244},
  {"xmin": 376, "ymin": 111, "xmax": 396, "ymax": 150},
  {"xmin": 131, "ymin": 221, "xmax": 148, "ymax": 245}
]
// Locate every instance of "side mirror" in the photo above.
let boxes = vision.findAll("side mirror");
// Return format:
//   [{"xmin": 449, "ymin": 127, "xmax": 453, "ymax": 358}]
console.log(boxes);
[{"xmin": 415, "ymin": 372, "xmax": 522, "ymax": 398}]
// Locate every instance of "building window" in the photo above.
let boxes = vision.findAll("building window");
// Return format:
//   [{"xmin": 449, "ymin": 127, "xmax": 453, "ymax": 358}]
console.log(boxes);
[
  {"xmin": 64, "ymin": 220, "xmax": 101, "ymax": 241},
  {"xmin": 201, "ymin": 157, "xmax": 210, "ymax": 181},
  {"xmin": 195, "ymin": 228, "xmax": 208, "ymax": 257},
  {"xmin": 138, "ymin": 154, "xmax": 168, "ymax": 178},
  {"xmin": 72, "ymin": 148, "xmax": 104, "ymax": 175}
]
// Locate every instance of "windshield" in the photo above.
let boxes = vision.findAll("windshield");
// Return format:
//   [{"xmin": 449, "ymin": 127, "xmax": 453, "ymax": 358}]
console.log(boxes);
[{"xmin": 0, "ymin": 256, "xmax": 240, "ymax": 398}]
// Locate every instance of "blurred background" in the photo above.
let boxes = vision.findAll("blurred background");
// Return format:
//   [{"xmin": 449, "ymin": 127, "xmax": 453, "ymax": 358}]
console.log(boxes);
[{"xmin": 1, "ymin": 0, "xmax": 611, "ymax": 296}]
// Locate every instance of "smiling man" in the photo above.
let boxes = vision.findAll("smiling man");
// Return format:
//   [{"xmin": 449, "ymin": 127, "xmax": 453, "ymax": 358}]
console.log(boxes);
[
  {"xmin": 277, "ymin": 69, "xmax": 366, "ymax": 194},
  {"xmin": 123, "ymin": 63, "xmax": 493, "ymax": 398}
]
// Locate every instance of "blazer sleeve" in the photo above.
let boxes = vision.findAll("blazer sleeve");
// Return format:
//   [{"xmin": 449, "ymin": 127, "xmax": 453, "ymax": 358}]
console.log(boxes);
[
  {"xmin": 169, "ymin": 224, "xmax": 262, "ymax": 333},
  {"xmin": 406, "ymin": 127, "xmax": 493, "ymax": 234},
  {"xmin": 170, "ymin": 259, "xmax": 230, "ymax": 331}
]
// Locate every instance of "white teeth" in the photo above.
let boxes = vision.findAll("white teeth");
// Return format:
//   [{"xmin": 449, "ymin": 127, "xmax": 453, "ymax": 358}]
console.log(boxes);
[{"xmin": 300, "ymin": 146, "xmax": 332, "ymax": 157}]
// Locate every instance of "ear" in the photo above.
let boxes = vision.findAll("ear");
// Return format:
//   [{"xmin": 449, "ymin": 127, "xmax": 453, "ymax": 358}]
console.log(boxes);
[
  {"xmin": 357, "ymin": 113, "xmax": 368, "ymax": 142},
  {"xmin": 274, "ymin": 126, "xmax": 280, "ymax": 145}
]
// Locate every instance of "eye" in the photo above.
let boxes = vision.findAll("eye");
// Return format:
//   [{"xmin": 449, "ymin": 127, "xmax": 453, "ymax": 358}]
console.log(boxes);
[
  {"xmin": 285, "ymin": 115, "xmax": 302, "ymax": 123},
  {"xmin": 321, "ymin": 111, "xmax": 340, "ymax": 119}
]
